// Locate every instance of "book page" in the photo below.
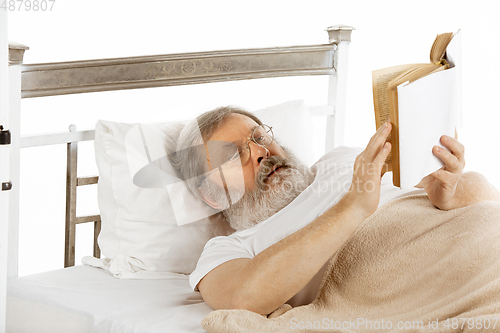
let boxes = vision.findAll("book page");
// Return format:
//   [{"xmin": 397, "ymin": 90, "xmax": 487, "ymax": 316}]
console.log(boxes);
[
  {"xmin": 372, "ymin": 64, "xmax": 417, "ymax": 128},
  {"xmin": 388, "ymin": 63, "xmax": 442, "ymax": 90},
  {"xmin": 430, "ymin": 32, "xmax": 454, "ymax": 64},
  {"xmin": 372, "ymin": 63, "xmax": 417, "ymax": 169},
  {"xmin": 397, "ymin": 68, "xmax": 457, "ymax": 189}
]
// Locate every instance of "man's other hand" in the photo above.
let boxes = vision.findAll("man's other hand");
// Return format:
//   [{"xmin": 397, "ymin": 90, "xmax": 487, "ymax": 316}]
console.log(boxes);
[{"xmin": 416, "ymin": 135, "xmax": 465, "ymax": 210}]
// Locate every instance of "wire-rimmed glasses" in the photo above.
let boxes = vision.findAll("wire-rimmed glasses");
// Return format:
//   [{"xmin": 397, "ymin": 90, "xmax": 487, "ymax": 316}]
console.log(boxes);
[{"xmin": 224, "ymin": 124, "xmax": 274, "ymax": 165}]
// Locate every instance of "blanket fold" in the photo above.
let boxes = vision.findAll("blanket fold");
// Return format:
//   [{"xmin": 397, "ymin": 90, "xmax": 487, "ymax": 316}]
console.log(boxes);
[{"xmin": 202, "ymin": 195, "xmax": 500, "ymax": 332}]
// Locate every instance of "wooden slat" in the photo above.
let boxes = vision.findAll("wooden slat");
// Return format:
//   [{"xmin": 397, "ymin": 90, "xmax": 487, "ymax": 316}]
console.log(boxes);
[
  {"xmin": 77, "ymin": 176, "xmax": 98, "ymax": 186},
  {"xmin": 64, "ymin": 141, "xmax": 77, "ymax": 268},
  {"xmin": 94, "ymin": 220, "xmax": 101, "ymax": 259},
  {"xmin": 73, "ymin": 215, "xmax": 101, "ymax": 225}
]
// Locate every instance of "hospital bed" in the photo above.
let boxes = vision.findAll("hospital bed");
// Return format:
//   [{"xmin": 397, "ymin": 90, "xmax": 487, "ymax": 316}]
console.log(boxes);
[{"xmin": 1, "ymin": 24, "xmax": 354, "ymax": 332}]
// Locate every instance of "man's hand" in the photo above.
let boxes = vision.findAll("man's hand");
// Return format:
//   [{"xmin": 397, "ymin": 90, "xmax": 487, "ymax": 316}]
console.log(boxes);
[
  {"xmin": 341, "ymin": 121, "xmax": 392, "ymax": 219},
  {"xmin": 416, "ymin": 135, "xmax": 465, "ymax": 210}
]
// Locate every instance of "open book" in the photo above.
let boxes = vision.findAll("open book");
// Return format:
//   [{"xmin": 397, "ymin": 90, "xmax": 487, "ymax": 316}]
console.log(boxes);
[{"xmin": 372, "ymin": 31, "xmax": 462, "ymax": 189}]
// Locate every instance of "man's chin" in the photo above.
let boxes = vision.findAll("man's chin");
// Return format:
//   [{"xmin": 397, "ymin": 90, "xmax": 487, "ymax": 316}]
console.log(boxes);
[
  {"xmin": 221, "ymin": 147, "xmax": 314, "ymax": 231},
  {"xmin": 224, "ymin": 169, "xmax": 313, "ymax": 231}
]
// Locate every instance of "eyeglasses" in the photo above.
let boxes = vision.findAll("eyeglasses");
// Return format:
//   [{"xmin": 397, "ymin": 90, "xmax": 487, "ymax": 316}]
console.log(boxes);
[
  {"xmin": 196, "ymin": 124, "xmax": 274, "ymax": 188},
  {"xmin": 224, "ymin": 124, "xmax": 274, "ymax": 166}
]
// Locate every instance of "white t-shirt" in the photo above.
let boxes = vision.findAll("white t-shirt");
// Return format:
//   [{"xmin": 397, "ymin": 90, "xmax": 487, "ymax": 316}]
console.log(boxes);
[{"xmin": 189, "ymin": 146, "xmax": 425, "ymax": 306}]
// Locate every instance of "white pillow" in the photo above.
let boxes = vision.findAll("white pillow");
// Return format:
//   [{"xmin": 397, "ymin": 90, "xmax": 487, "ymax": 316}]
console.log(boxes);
[
  {"xmin": 253, "ymin": 100, "xmax": 314, "ymax": 166},
  {"xmin": 83, "ymin": 100, "xmax": 314, "ymax": 278},
  {"xmin": 83, "ymin": 120, "xmax": 234, "ymax": 278}
]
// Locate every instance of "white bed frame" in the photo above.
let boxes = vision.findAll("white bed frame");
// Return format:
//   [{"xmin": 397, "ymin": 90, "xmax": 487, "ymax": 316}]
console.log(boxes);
[{"xmin": 0, "ymin": 22, "xmax": 353, "ymax": 330}]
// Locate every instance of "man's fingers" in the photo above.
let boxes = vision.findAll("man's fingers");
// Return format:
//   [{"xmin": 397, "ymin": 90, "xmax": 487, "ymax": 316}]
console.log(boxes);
[
  {"xmin": 375, "ymin": 142, "xmax": 391, "ymax": 178},
  {"xmin": 366, "ymin": 121, "xmax": 391, "ymax": 147},
  {"xmin": 418, "ymin": 169, "xmax": 453, "ymax": 188},
  {"xmin": 440, "ymin": 135, "xmax": 465, "ymax": 164},
  {"xmin": 354, "ymin": 122, "xmax": 391, "ymax": 178},
  {"xmin": 415, "ymin": 174, "xmax": 432, "ymax": 189},
  {"xmin": 433, "ymin": 144, "xmax": 462, "ymax": 174},
  {"xmin": 430, "ymin": 168, "xmax": 457, "ymax": 186},
  {"xmin": 373, "ymin": 141, "xmax": 391, "ymax": 167},
  {"xmin": 365, "ymin": 122, "xmax": 392, "ymax": 161}
]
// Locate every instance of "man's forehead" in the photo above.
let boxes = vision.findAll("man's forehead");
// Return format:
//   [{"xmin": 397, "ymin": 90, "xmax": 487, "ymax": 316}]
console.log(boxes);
[{"xmin": 209, "ymin": 113, "xmax": 259, "ymax": 142}]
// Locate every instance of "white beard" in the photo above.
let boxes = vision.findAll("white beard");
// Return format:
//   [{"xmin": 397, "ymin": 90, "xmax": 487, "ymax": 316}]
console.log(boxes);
[{"xmin": 222, "ymin": 150, "xmax": 314, "ymax": 231}]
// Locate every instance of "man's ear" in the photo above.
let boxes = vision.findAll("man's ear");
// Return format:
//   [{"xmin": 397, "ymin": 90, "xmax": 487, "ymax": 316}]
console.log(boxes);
[{"xmin": 197, "ymin": 186, "xmax": 223, "ymax": 210}]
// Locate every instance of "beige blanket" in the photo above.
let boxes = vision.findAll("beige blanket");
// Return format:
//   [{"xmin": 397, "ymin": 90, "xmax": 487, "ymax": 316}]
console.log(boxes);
[{"xmin": 202, "ymin": 195, "xmax": 500, "ymax": 332}]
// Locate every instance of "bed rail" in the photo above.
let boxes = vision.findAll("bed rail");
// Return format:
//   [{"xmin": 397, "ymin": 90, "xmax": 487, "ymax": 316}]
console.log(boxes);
[
  {"xmin": 21, "ymin": 44, "xmax": 335, "ymax": 98},
  {"xmin": 19, "ymin": 25, "xmax": 353, "ymax": 99},
  {"xmin": 5, "ymin": 25, "xmax": 354, "ymax": 278}
]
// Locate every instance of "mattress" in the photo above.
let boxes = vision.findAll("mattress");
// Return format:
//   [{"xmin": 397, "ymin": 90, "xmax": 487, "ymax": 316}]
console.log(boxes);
[{"xmin": 6, "ymin": 265, "xmax": 211, "ymax": 333}]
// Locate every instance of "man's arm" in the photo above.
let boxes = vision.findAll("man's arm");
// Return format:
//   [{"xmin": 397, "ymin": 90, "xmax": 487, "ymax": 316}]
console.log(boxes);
[
  {"xmin": 198, "ymin": 122, "xmax": 393, "ymax": 315},
  {"xmin": 198, "ymin": 198, "xmax": 367, "ymax": 315}
]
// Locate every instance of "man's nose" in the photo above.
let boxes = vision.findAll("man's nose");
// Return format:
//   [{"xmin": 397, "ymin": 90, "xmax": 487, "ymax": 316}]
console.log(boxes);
[{"xmin": 248, "ymin": 141, "xmax": 269, "ymax": 166}]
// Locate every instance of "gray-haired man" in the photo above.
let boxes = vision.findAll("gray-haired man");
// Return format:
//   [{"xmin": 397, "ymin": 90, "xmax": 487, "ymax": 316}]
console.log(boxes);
[{"xmin": 172, "ymin": 106, "xmax": 500, "ymax": 315}]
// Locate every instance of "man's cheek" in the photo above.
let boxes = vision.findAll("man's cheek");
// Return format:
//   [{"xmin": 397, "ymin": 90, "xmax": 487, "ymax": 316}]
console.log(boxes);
[{"xmin": 220, "ymin": 162, "xmax": 246, "ymax": 205}]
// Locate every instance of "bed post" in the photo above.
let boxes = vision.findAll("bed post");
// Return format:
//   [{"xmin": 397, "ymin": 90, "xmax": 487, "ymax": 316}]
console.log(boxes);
[
  {"xmin": 0, "ymin": 8, "xmax": 9, "ymax": 332},
  {"xmin": 7, "ymin": 42, "xmax": 28, "ymax": 281},
  {"xmin": 325, "ymin": 25, "xmax": 354, "ymax": 152},
  {"xmin": 65, "ymin": 125, "xmax": 78, "ymax": 268}
]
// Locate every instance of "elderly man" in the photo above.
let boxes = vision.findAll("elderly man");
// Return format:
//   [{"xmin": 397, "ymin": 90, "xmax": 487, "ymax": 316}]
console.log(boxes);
[{"xmin": 173, "ymin": 106, "xmax": 500, "ymax": 316}]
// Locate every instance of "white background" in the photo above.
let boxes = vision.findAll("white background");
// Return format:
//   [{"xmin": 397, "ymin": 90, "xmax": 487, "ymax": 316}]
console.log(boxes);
[{"xmin": 6, "ymin": 0, "xmax": 500, "ymax": 276}]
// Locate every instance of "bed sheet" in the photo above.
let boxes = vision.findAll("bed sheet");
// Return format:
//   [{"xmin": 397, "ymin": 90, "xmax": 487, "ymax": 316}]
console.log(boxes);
[{"xmin": 6, "ymin": 265, "xmax": 211, "ymax": 333}]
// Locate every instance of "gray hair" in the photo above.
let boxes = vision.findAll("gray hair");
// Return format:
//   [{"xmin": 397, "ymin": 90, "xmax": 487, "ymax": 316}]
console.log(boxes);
[{"xmin": 170, "ymin": 106, "xmax": 263, "ymax": 201}]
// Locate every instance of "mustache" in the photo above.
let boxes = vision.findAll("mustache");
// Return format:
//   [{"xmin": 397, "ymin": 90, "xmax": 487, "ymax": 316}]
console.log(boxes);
[{"xmin": 255, "ymin": 155, "xmax": 296, "ymax": 187}]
